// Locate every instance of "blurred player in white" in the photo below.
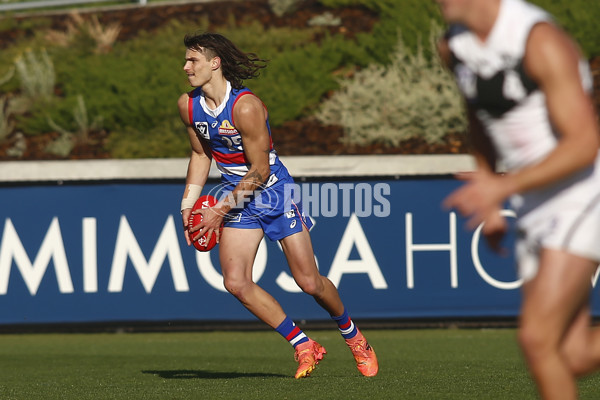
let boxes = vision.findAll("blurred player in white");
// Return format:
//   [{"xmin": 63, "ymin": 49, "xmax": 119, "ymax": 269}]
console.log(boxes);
[
  {"xmin": 177, "ymin": 32, "xmax": 378, "ymax": 379},
  {"xmin": 436, "ymin": 0, "xmax": 600, "ymax": 398}
]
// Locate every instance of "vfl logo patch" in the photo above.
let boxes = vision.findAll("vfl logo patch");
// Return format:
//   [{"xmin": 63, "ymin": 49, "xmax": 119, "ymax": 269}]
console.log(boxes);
[{"xmin": 194, "ymin": 122, "xmax": 210, "ymax": 140}]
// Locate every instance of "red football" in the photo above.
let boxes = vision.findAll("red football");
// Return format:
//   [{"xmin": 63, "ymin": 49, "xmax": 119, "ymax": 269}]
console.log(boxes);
[{"xmin": 189, "ymin": 195, "xmax": 219, "ymax": 252}]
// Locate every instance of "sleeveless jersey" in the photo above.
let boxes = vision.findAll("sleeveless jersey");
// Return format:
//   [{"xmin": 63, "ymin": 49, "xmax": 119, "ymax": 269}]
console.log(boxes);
[
  {"xmin": 445, "ymin": 0, "xmax": 593, "ymax": 172},
  {"xmin": 188, "ymin": 81, "xmax": 290, "ymax": 187}
]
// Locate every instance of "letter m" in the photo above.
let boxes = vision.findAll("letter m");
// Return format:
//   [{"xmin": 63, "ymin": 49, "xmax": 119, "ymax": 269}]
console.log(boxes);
[
  {"xmin": 0, "ymin": 218, "xmax": 74, "ymax": 295},
  {"xmin": 108, "ymin": 216, "xmax": 189, "ymax": 294}
]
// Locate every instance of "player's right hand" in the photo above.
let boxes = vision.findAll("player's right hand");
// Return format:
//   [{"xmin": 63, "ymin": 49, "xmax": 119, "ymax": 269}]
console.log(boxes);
[
  {"xmin": 482, "ymin": 210, "xmax": 508, "ymax": 255},
  {"xmin": 181, "ymin": 208, "xmax": 193, "ymax": 246}
]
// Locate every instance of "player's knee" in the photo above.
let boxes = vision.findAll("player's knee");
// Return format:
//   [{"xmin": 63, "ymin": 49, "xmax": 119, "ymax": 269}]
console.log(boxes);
[
  {"xmin": 563, "ymin": 354, "xmax": 589, "ymax": 377},
  {"xmin": 295, "ymin": 276, "xmax": 323, "ymax": 296},
  {"xmin": 296, "ymin": 279, "xmax": 319, "ymax": 296},
  {"xmin": 561, "ymin": 343, "xmax": 596, "ymax": 377},
  {"xmin": 223, "ymin": 279, "xmax": 239, "ymax": 296},
  {"xmin": 518, "ymin": 323, "xmax": 552, "ymax": 361},
  {"xmin": 223, "ymin": 276, "xmax": 250, "ymax": 299}
]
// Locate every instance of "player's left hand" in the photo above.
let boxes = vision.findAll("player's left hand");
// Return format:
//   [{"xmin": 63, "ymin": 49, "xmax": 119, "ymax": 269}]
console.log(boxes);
[{"xmin": 443, "ymin": 169, "xmax": 510, "ymax": 230}]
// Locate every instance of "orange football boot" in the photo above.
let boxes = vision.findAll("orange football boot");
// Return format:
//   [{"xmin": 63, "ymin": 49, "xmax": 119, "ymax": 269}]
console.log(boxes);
[
  {"xmin": 345, "ymin": 330, "xmax": 378, "ymax": 377},
  {"xmin": 294, "ymin": 339, "xmax": 327, "ymax": 379}
]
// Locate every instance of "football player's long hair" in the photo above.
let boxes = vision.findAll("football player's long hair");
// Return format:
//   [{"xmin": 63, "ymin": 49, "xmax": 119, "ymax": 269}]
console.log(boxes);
[{"xmin": 184, "ymin": 32, "xmax": 267, "ymax": 89}]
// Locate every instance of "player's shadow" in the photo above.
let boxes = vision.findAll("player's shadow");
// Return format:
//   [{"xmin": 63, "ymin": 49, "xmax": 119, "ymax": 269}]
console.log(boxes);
[{"xmin": 142, "ymin": 369, "xmax": 287, "ymax": 379}]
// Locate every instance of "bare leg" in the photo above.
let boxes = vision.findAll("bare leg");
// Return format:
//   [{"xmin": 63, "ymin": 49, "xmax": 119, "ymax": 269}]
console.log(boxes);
[
  {"xmin": 560, "ymin": 300, "xmax": 600, "ymax": 376},
  {"xmin": 518, "ymin": 248, "xmax": 598, "ymax": 400},
  {"xmin": 219, "ymin": 227, "xmax": 286, "ymax": 328},
  {"xmin": 279, "ymin": 226, "xmax": 345, "ymax": 317},
  {"xmin": 280, "ymin": 225, "xmax": 379, "ymax": 377}
]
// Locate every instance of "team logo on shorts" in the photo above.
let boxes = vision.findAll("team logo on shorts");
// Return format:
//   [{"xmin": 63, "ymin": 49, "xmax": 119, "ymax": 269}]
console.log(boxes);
[
  {"xmin": 285, "ymin": 209, "xmax": 296, "ymax": 219},
  {"xmin": 226, "ymin": 213, "xmax": 242, "ymax": 223}
]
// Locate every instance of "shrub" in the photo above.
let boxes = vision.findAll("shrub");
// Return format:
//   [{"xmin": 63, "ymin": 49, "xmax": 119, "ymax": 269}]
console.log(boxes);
[
  {"xmin": 205, "ymin": 22, "xmax": 360, "ymax": 127},
  {"xmin": 11, "ymin": 47, "xmax": 58, "ymax": 139},
  {"xmin": 316, "ymin": 25, "xmax": 466, "ymax": 147},
  {"xmin": 0, "ymin": 68, "xmax": 16, "ymax": 143},
  {"xmin": 0, "ymin": 66, "xmax": 14, "ymax": 86},
  {"xmin": 44, "ymin": 12, "xmax": 122, "ymax": 54},
  {"xmin": 35, "ymin": 20, "xmax": 191, "ymax": 138},
  {"xmin": 268, "ymin": 0, "xmax": 304, "ymax": 17},
  {"xmin": 0, "ymin": 96, "xmax": 15, "ymax": 142},
  {"xmin": 2, "ymin": 0, "xmax": 596, "ymax": 159},
  {"xmin": 217, "ymin": 20, "xmax": 319, "ymax": 58},
  {"xmin": 8, "ymin": 17, "xmax": 349, "ymax": 156},
  {"xmin": 249, "ymin": 34, "xmax": 360, "ymax": 126},
  {"xmin": 318, "ymin": 0, "xmax": 443, "ymax": 65},
  {"xmin": 529, "ymin": 0, "xmax": 600, "ymax": 57},
  {"xmin": 14, "ymin": 48, "xmax": 55, "ymax": 101},
  {"xmin": 0, "ymin": 44, "xmax": 37, "ymax": 94},
  {"xmin": 106, "ymin": 118, "xmax": 189, "ymax": 158},
  {"xmin": 44, "ymin": 131, "xmax": 75, "ymax": 157},
  {"xmin": 45, "ymin": 94, "xmax": 103, "ymax": 156},
  {"xmin": 319, "ymin": 0, "xmax": 599, "ymax": 61}
]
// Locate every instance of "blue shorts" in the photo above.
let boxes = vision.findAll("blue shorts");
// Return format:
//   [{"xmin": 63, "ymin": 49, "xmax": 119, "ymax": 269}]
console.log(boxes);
[{"xmin": 222, "ymin": 178, "xmax": 313, "ymax": 241}]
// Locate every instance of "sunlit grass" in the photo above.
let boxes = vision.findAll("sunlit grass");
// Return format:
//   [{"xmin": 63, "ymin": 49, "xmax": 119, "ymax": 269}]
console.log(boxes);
[{"xmin": 1, "ymin": 328, "xmax": 598, "ymax": 399}]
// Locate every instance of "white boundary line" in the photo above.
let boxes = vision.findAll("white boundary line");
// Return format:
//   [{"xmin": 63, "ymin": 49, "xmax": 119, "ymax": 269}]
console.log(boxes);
[
  {"xmin": 0, "ymin": 0, "xmax": 241, "ymax": 17},
  {"xmin": 0, "ymin": 155, "xmax": 474, "ymax": 182},
  {"xmin": 0, "ymin": 0, "xmax": 135, "ymax": 12}
]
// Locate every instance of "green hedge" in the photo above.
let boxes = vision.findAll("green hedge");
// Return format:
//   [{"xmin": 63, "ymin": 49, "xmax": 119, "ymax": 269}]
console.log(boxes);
[
  {"xmin": 319, "ymin": 0, "xmax": 443, "ymax": 64},
  {"xmin": 0, "ymin": 0, "xmax": 597, "ymax": 158},
  {"xmin": 530, "ymin": 0, "xmax": 600, "ymax": 57}
]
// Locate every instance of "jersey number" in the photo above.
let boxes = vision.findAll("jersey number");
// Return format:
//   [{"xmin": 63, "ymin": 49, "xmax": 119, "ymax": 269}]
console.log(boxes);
[{"xmin": 221, "ymin": 134, "xmax": 243, "ymax": 151}]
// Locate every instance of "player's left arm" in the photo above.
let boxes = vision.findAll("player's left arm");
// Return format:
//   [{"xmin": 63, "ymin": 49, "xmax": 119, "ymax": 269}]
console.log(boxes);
[{"xmin": 502, "ymin": 22, "xmax": 600, "ymax": 194}]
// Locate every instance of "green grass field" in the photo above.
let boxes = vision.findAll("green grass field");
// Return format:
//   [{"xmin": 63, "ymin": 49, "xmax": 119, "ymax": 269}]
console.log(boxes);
[{"xmin": 0, "ymin": 328, "xmax": 599, "ymax": 399}]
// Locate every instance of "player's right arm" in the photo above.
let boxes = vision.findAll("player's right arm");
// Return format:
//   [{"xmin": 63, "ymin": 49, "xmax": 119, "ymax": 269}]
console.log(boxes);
[
  {"xmin": 177, "ymin": 92, "xmax": 213, "ymax": 246},
  {"xmin": 462, "ymin": 105, "xmax": 508, "ymax": 252}
]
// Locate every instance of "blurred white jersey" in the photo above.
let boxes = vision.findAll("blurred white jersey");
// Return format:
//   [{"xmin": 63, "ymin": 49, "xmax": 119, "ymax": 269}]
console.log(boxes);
[
  {"xmin": 446, "ymin": 0, "xmax": 600, "ymax": 278},
  {"xmin": 447, "ymin": 0, "xmax": 593, "ymax": 172}
]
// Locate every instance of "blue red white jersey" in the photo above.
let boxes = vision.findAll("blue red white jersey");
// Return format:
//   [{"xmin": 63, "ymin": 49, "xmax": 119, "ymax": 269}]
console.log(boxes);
[{"xmin": 188, "ymin": 81, "xmax": 289, "ymax": 186}]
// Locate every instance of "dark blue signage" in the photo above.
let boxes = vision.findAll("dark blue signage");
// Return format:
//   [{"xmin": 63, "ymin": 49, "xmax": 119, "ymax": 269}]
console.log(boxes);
[{"xmin": 0, "ymin": 178, "xmax": 592, "ymax": 325}]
